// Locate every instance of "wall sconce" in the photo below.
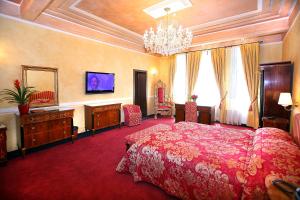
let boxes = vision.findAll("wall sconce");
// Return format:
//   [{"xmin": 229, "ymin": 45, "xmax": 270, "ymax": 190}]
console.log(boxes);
[
  {"xmin": 150, "ymin": 68, "xmax": 158, "ymax": 76},
  {"xmin": 278, "ymin": 92, "xmax": 297, "ymax": 111}
]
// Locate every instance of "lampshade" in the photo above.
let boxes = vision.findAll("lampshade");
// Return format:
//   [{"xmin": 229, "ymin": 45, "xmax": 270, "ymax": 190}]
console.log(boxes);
[{"xmin": 278, "ymin": 93, "xmax": 293, "ymax": 106}]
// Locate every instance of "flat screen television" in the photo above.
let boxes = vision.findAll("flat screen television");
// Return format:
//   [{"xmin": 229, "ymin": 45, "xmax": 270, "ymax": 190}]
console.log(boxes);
[{"xmin": 86, "ymin": 71, "xmax": 115, "ymax": 94}]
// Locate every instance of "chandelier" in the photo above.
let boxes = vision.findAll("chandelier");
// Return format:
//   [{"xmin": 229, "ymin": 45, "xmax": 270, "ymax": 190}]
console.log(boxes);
[{"xmin": 143, "ymin": 8, "xmax": 193, "ymax": 56}]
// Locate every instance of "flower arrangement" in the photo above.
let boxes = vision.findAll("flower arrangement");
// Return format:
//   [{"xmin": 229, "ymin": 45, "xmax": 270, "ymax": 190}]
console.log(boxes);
[
  {"xmin": 0, "ymin": 80, "xmax": 35, "ymax": 115},
  {"xmin": 191, "ymin": 94, "xmax": 198, "ymax": 102}
]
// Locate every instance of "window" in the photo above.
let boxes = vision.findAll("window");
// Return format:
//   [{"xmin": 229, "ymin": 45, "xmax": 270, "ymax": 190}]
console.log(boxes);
[
  {"xmin": 193, "ymin": 50, "xmax": 220, "ymax": 107},
  {"xmin": 173, "ymin": 53, "xmax": 187, "ymax": 104},
  {"xmin": 226, "ymin": 46, "xmax": 250, "ymax": 125}
]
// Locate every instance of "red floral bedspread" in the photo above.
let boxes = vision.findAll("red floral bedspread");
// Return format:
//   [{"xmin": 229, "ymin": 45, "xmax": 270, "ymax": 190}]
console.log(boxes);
[
  {"xmin": 125, "ymin": 124, "xmax": 172, "ymax": 146},
  {"xmin": 117, "ymin": 122, "xmax": 300, "ymax": 200}
]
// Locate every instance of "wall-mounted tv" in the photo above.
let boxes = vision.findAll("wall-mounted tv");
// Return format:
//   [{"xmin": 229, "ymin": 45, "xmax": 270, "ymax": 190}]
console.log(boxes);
[{"xmin": 86, "ymin": 71, "xmax": 115, "ymax": 94}]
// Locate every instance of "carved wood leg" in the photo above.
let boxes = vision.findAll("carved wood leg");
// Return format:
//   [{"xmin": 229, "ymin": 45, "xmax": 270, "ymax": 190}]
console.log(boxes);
[
  {"xmin": 21, "ymin": 148, "xmax": 26, "ymax": 157},
  {"xmin": 71, "ymin": 135, "xmax": 75, "ymax": 143}
]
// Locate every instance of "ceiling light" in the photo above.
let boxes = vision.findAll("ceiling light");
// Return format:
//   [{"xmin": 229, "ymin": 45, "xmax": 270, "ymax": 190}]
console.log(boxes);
[{"xmin": 143, "ymin": 7, "xmax": 193, "ymax": 56}]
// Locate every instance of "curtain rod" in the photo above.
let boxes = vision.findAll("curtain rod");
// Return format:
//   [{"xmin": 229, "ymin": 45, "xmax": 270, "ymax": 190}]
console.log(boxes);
[{"xmin": 183, "ymin": 41, "xmax": 263, "ymax": 53}]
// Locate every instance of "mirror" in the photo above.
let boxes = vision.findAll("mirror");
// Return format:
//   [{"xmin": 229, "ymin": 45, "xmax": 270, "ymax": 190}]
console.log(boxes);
[{"xmin": 22, "ymin": 65, "xmax": 58, "ymax": 108}]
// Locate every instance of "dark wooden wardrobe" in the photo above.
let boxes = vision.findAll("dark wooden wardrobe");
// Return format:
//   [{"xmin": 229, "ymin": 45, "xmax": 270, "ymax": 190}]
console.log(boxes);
[{"xmin": 259, "ymin": 61, "xmax": 293, "ymax": 131}]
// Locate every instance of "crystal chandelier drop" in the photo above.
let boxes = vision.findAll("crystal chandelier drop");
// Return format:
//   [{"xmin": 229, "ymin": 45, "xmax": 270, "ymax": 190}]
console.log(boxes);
[{"xmin": 143, "ymin": 8, "xmax": 193, "ymax": 56}]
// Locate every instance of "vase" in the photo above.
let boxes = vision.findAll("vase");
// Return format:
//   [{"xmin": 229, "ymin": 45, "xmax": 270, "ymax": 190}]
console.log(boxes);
[{"xmin": 18, "ymin": 104, "xmax": 29, "ymax": 115}]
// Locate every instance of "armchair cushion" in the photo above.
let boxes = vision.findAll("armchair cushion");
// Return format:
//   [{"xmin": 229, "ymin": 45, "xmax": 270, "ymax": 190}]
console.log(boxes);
[{"xmin": 158, "ymin": 105, "xmax": 172, "ymax": 110}]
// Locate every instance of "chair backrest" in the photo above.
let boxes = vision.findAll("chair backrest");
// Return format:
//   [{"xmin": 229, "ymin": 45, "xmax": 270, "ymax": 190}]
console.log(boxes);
[
  {"xmin": 185, "ymin": 101, "xmax": 198, "ymax": 122},
  {"xmin": 155, "ymin": 80, "xmax": 169, "ymax": 104},
  {"xmin": 123, "ymin": 104, "xmax": 141, "ymax": 114}
]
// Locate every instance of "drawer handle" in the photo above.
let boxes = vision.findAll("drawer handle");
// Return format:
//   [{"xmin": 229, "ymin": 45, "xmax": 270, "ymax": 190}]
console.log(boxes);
[
  {"xmin": 64, "ymin": 131, "xmax": 66, "ymax": 134},
  {"xmin": 63, "ymin": 121, "xmax": 66, "ymax": 124},
  {"xmin": 32, "ymin": 138, "xmax": 36, "ymax": 142},
  {"xmin": 31, "ymin": 127, "xmax": 35, "ymax": 130}
]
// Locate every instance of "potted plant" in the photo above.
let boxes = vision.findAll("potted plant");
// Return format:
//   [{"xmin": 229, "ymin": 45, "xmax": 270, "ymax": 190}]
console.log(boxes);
[
  {"xmin": 191, "ymin": 94, "xmax": 198, "ymax": 102},
  {"xmin": 0, "ymin": 80, "xmax": 35, "ymax": 115}
]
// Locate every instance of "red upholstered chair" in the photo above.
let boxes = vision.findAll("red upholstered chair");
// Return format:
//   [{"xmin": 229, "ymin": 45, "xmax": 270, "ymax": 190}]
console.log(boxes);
[
  {"xmin": 185, "ymin": 101, "xmax": 198, "ymax": 122},
  {"xmin": 123, "ymin": 104, "xmax": 142, "ymax": 126},
  {"xmin": 154, "ymin": 80, "xmax": 174, "ymax": 119}
]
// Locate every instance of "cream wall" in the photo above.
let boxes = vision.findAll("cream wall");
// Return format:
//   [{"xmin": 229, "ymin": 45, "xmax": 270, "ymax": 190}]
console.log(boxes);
[
  {"xmin": 259, "ymin": 42, "xmax": 283, "ymax": 64},
  {"xmin": 0, "ymin": 16, "xmax": 160, "ymax": 152},
  {"xmin": 283, "ymin": 12, "xmax": 300, "ymax": 120}
]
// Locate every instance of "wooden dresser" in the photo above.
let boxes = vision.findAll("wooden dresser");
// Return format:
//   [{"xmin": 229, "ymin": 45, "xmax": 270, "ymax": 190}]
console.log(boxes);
[
  {"xmin": 175, "ymin": 104, "xmax": 215, "ymax": 125},
  {"xmin": 85, "ymin": 103, "xmax": 121, "ymax": 134},
  {"xmin": 0, "ymin": 124, "xmax": 7, "ymax": 164},
  {"xmin": 17, "ymin": 109, "xmax": 74, "ymax": 155}
]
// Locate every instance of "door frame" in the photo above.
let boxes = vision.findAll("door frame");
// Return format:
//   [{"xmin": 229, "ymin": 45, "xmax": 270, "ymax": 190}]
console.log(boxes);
[{"xmin": 133, "ymin": 69, "xmax": 147, "ymax": 116}]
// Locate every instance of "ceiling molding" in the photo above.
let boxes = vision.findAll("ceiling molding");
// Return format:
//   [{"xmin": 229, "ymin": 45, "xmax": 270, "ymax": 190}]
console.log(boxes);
[{"xmin": 1, "ymin": 0, "xmax": 298, "ymax": 54}]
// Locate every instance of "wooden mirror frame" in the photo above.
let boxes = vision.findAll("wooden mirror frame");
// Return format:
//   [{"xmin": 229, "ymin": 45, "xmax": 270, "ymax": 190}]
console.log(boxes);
[{"xmin": 22, "ymin": 65, "xmax": 59, "ymax": 108}]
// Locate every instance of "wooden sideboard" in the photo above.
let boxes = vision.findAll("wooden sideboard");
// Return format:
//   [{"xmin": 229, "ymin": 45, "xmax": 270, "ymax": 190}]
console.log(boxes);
[
  {"xmin": 175, "ymin": 104, "xmax": 215, "ymax": 125},
  {"xmin": 0, "ymin": 124, "xmax": 7, "ymax": 165},
  {"xmin": 84, "ymin": 103, "xmax": 121, "ymax": 134},
  {"xmin": 262, "ymin": 117, "xmax": 290, "ymax": 131},
  {"xmin": 17, "ymin": 109, "xmax": 74, "ymax": 155}
]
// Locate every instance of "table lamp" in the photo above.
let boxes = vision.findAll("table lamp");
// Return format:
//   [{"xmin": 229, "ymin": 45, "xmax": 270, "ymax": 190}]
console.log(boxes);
[{"xmin": 278, "ymin": 93, "xmax": 294, "ymax": 111}]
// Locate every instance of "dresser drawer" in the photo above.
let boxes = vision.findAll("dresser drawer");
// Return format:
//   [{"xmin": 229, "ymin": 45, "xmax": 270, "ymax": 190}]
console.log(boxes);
[
  {"xmin": 49, "ymin": 119, "xmax": 72, "ymax": 130},
  {"xmin": 49, "ymin": 128, "xmax": 71, "ymax": 141},
  {"xmin": 93, "ymin": 104, "xmax": 121, "ymax": 113},
  {"xmin": 24, "ymin": 132, "xmax": 49, "ymax": 148},
  {"xmin": 32, "ymin": 132, "xmax": 49, "ymax": 147},
  {"xmin": 23, "ymin": 123, "xmax": 47, "ymax": 135}
]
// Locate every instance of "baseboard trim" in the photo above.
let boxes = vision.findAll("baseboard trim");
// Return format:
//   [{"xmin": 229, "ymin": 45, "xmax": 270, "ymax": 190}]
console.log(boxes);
[
  {"xmin": 7, "ymin": 124, "xmax": 123, "ymax": 160},
  {"xmin": 7, "ymin": 116, "xmax": 156, "ymax": 160}
]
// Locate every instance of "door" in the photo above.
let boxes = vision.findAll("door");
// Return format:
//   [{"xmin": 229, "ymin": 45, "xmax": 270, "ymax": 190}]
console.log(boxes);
[{"xmin": 134, "ymin": 70, "xmax": 147, "ymax": 117}]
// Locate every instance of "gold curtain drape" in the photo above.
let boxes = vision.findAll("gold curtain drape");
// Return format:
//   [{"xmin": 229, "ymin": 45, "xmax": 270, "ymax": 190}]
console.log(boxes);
[
  {"xmin": 211, "ymin": 47, "xmax": 227, "ymax": 123},
  {"xmin": 168, "ymin": 55, "xmax": 176, "ymax": 100},
  {"xmin": 240, "ymin": 42, "xmax": 260, "ymax": 128},
  {"xmin": 187, "ymin": 51, "xmax": 202, "ymax": 100}
]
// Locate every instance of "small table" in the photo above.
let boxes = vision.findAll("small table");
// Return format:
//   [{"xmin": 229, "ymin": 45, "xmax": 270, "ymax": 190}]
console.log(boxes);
[
  {"xmin": 0, "ymin": 124, "xmax": 7, "ymax": 165},
  {"xmin": 267, "ymin": 184, "xmax": 295, "ymax": 200},
  {"xmin": 175, "ymin": 104, "xmax": 215, "ymax": 125},
  {"xmin": 262, "ymin": 117, "xmax": 290, "ymax": 131}
]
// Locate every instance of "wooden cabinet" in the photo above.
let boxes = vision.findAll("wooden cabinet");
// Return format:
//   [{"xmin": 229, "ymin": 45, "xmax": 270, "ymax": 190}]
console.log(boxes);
[
  {"xmin": 17, "ymin": 109, "xmax": 74, "ymax": 155},
  {"xmin": 84, "ymin": 103, "xmax": 121, "ymax": 133},
  {"xmin": 260, "ymin": 62, "xmax": 293, "ymax": 128},
  {"xmin": 198, "ymin": 106, "xmax": 215, "ymax": 125},
  {"xmin": 262, "ymin": 117, "xmax": 290, "ymax": 131},
  {"xmin": 0, "ymin": 124, "xmax": 7, "ymax": 164},
  {"xmin": 175, "ymin": 104, "xmax": 215, "ymax": 125}
]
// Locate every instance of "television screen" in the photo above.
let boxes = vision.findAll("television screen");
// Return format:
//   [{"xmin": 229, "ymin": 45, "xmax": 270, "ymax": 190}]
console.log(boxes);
[{"xmin": 86, "ymin": 72, "xmax": 115, "ymax": 94}]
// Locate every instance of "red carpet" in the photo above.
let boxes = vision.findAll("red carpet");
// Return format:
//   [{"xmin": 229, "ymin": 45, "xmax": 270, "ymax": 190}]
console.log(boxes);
[{"xmin": 0, "ymin": 118, "xmax": 253, "ymax": 200}]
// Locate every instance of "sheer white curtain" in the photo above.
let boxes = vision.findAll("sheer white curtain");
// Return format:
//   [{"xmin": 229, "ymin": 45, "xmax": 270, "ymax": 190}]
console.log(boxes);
[
  {"xmin": 226, "ymin": 46, "xmax": 250, "ymax": 125},
  {"xmin": 173, "ymin": 53, "xmax": 187, "ymax": 104},
  {"xmin": 193, "ymin": 50, "xmax": 220, "ymax": 108}
]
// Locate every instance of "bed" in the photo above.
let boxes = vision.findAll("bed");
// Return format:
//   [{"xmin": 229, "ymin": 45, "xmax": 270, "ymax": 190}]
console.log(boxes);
[
  {"xmin": 117, "ymin": 122, "xmax": 300, "ymax": 200},
  {"xmin": 124, "ymin": 123, "xmax": 172, "ymax": 149}
]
